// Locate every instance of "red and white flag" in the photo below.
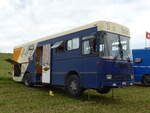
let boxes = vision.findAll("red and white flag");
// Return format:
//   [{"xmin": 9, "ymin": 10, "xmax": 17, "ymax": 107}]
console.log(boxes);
[{"xmin": 146, "ymin": 32, "xmax": 150, "ymax": 39}]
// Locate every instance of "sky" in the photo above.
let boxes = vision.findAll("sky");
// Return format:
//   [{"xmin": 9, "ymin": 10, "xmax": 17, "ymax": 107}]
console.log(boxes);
[{"xmin": 0, "ymin": 0, "xmax": 150, "ymax": 53}]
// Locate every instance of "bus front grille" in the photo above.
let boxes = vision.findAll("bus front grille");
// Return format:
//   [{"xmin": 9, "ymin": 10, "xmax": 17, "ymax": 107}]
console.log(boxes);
[{"xmin": 112, "ymin": 74, "xmax": 131, "ymax": 80}]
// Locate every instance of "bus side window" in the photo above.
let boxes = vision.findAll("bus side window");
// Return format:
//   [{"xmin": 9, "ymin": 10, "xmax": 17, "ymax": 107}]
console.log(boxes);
[
  {"xmin": 82, "ymin": 40, "xmax": 91, "ymax": 54},
  {"xmin": 82, "ymin": 38, "xmax": 96, "ymax": 55},
  {"xmin": 99, "ymin": 44, "xmax": 104, "ymax": 56},
  {"xmin": 67, "ymin": 38, "xmax": 79, "ymax": 51},
  {"xmin": 99, "ymin": 35, "xmax": 104, "ymax": 56}
]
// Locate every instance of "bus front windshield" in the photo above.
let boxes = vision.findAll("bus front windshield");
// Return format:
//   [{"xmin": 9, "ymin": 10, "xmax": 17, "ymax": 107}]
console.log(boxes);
[{"xmin": 99, "ymin": 32, "xmax": 130, "ymax": 60}]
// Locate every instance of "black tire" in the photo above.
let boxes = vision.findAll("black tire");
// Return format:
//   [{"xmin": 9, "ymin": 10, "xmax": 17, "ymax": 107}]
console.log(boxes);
[
  {"xmin": 97, "ymin": 87, "xmax": 111, "ymax": 94},
  {"xmin": 65, "ymin": 74, "xmax": 83, "ymax": 97},
  {"xmin": 23, "ymin": 74, "xmax": 33, "ymax": 87},
  {"xmin": 142, "ymin": 75, "xmax": 150, "ymax": 86}
]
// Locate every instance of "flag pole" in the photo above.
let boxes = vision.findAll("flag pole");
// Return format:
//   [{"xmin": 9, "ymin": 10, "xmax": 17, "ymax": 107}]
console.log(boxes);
[
  {"xmin": 145, "ymin": 31, "xmax": 147, "ymax": 48},
  {"xmin": 145, "ymin": 35, "xmax": 147, "ymax": 48}
]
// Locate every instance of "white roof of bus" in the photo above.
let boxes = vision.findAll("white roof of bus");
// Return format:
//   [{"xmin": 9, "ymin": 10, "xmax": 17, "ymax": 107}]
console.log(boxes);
[{"xmin": 15, "ymin": 21, "xmax": 130, "ymax": 48}]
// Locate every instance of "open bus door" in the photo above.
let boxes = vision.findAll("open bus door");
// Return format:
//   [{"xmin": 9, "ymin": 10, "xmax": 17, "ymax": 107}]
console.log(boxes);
[{"xmin": 42, "ymin": 44, "xmax": 51, "ymax": 84}]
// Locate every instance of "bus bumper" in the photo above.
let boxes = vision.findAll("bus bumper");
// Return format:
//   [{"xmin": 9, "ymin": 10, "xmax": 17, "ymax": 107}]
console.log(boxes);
[{"xmin": 102, "ymin": 81, "xmax": 133, "ymax": 87}]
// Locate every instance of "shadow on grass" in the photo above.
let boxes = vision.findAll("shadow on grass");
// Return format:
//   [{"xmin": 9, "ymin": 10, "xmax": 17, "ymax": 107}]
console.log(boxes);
[
  {"xmin": 9, "ymin": 80, "xmax": 123, "ymax": 105},
  {"xmin": 0, "ymin": 76, "xmax": 12, "ymax": 81},
  {"xmin": 33, "ymin": 85, "xmax": 123, "ymax": 105},
  {"xmin": 134, "ymin": 83, "xmax": 150, "ymax": 87}
]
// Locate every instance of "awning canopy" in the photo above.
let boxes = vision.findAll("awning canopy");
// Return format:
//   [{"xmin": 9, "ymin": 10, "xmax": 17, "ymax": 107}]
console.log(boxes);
[
  {"xmin": 5, "ymin": 58, "xmax": 19, "ymax": 64},
  {"xmin": 51, "ymin": 41, "xmax": 63, "ymax": 49}
]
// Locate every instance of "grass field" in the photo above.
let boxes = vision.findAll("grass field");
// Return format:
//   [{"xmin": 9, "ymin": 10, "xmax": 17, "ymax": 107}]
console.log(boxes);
[{"xmin": 0, "ymin": 53, "xmax": 150, "ymax": 113}]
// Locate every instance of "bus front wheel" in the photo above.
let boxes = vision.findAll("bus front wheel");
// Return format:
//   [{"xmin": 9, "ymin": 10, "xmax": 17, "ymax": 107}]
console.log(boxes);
[
  {"xmin": 65, "ymin": 74, "xmax": 83, "ymax": 97},
  {"xmin": 142, "ymin": 75, "xmax": 150, "ymax": 86}
]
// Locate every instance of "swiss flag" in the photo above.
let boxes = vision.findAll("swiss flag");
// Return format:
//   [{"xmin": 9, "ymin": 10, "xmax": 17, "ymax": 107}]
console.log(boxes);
[{"xmin": 146, "ymin": 32, "xmax": 150, "ymax": 39}]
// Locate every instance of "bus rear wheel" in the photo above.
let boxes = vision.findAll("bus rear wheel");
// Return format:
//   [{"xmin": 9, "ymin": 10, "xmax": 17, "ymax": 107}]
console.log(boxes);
[
  {"xmin": 23, "ymin": 74, "xmax": 33, "ymax": 87},
  {"xmin": 65, "ymin": 74, "xmax": 83, "ymax": 97},
  {"xmin": 97, "ymin": 87, "xmax": 111, "ymax": 94},
  {"xmin": 142, "ymin": 75, "xmax": 150, "ymax": 86}
]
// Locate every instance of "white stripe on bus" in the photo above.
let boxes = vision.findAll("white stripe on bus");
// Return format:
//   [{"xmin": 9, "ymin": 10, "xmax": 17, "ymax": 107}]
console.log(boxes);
[{"xmin": 133, "ymin": 66, "xmax": 150, "ymax": 68}]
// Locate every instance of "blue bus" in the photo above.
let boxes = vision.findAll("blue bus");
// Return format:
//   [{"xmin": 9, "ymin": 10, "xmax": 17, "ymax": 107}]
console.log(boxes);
[
  {"xmin": 132, "ymin": 48, "xmax": 150, "ymax": 86},
  {"xmin": 12, "ymin": 21, "xmax": 133, "ymax": 97}
]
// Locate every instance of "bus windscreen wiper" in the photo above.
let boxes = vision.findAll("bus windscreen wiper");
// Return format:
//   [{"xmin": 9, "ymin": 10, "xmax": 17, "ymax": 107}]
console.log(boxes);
[{"xmin": 118, "ymin": 38, "xmax": 123, "ymax": 59}]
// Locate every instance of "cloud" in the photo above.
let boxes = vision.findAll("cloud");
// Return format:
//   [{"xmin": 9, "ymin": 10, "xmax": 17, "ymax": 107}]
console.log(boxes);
[{"xmin": 0, "ymin": 0, "xmax": 150, "ymax": 53}]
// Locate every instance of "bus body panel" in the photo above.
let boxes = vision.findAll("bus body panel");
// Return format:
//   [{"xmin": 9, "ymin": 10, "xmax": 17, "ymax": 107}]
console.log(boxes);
[
  {"xmin": 132, "ymin": 49, "xmax": 150, "ymax": 82},
  {"xmin": 51, "ymin": 27, "xmax": 98, "ymax": 88},
  {"xmin": 100, "ymin": 59, "xmax": 133, "ymax": 87}
]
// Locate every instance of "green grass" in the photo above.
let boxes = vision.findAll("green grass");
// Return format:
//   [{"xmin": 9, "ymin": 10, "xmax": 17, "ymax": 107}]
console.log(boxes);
[
  {"xmin": 0, "ymin": 53, "xmax": 150, "ymax": 113},
  {"xmin": 0, "ymin": 53, "xmax": 12, "ymax": 80}
]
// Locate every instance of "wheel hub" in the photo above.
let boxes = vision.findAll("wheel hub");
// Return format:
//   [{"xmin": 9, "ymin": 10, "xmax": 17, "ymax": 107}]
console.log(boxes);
[
  {"xmin": 25, "ymin": 80, "xmax": 29, "ymax": 86},
  {"xmin": 70, "ymin": 81, "xmax": 77, "ymax": 90}
]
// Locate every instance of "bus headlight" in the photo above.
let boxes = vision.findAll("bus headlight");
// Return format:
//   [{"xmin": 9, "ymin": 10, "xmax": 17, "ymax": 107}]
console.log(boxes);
[
  {"xmin": 131, "ymin": 75, "xmax": 134, "ymax": 80},
  {"xmin": 106, "ymin": 74, "xmax": 112, "ymax": 79}
]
